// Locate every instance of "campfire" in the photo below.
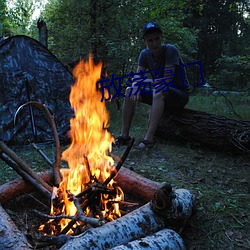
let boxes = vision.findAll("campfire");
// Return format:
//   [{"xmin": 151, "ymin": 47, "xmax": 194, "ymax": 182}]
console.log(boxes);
[
  {"xmin": 0, "ymin": 55, "xmax": 196, "ymax": 249},
  {"xmin": 39, "ymin": 55, "xmax": 127, "ymax": 236}
]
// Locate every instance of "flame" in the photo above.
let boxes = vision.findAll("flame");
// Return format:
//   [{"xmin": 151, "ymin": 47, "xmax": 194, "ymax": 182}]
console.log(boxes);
[{"xmin": 41, "ymin": 55, "xmax": 123, "ymax": 235}]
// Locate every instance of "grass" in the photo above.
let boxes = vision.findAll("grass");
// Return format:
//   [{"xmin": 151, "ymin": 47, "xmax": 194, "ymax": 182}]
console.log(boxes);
[{"xmin": 0, "ymin": 93, "xmax": 249, "ymax": 249}]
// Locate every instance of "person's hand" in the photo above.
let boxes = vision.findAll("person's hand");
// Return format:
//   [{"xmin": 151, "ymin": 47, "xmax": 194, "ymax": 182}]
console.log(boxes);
[{"xmin": 130, "ymin": 81, "xmax": 141, "ymax": 102}]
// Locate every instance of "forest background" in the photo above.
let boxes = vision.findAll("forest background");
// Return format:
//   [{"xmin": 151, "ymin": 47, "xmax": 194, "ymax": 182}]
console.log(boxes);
[{"xmin": 1, "ymin": 0, "xmax": 250, "ymax": 93}]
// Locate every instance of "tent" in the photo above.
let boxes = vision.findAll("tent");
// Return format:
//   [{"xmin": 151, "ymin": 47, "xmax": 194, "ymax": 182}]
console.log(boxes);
[{"xmin": 0, "ymin": 35, "xmax": 75, "ymax": 145}]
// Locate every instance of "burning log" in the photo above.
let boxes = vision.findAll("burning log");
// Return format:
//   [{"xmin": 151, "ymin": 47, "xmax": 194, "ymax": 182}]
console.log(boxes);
[
  {"xmin": 110, "ymin": 228, "xmax": 186, "ymax": 250},
  {"xmin": 59, "ymin": 185, "xmax": 195, "ymax": 250},
  {"xmin": 156, "ymin": 108, "xmax": 250, "ymax": 154},
  {"xmin": 0, "ymin": 204, "xmax": 32, "ymax": 249}
]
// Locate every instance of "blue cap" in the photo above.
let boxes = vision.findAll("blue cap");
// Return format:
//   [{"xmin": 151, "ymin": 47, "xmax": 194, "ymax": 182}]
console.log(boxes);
[{"xmin": 142, "ymin": 22, "xmax": 162, "ymax": 38}]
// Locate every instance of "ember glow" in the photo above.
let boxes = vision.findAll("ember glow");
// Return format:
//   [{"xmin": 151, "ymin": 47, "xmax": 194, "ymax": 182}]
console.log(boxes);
[{"xmin": 40, "ymin": 55, "xmax": 124, "ymax": 235}]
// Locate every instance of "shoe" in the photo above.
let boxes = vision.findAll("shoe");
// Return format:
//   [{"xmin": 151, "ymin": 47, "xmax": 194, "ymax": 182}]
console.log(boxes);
[
  {"xmin": 136, "ymin": 139, "xmax": 155, "ymax": 149},
  {"xmin": 114, "ymin": 136, "xmax": 132, "ymax": 146}
]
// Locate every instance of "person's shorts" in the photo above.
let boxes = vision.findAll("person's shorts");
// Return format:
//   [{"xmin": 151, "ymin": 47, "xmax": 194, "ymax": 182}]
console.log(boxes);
[{"xmin": 139, "ymin": 87, "xmax": 189, "ymax": 113}]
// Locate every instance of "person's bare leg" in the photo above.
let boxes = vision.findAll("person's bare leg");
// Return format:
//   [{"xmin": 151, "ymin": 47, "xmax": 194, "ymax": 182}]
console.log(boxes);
[
  {"xmin": 139, "ymin": 90, "xmax": 165, "ymax": 145},
  {"xmin": 120, "ymin": 87, "xmax": 136, "ymax": 138}
]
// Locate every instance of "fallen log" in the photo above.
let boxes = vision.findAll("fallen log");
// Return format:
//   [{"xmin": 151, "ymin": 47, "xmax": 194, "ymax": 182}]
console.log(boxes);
[
  {"xmin": 0, "ymin": 204, "xmax": 32, "ymax": 249},
  {"xmin": 110, "ymin": 228, "xmax": 185, "ymax": 250},
  {"xmin": 59, "ymin": 186, "xmax": 195, "ymax": 250},
  {"xmin": 156, "ymin": 108, "xmax": 250, "ymax": 154}
]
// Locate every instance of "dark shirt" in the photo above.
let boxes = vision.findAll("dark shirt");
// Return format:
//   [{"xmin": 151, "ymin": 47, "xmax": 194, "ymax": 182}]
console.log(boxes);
[{"xmin": 138, "ymin": 44, "xmax": 191, "ymax": 91}]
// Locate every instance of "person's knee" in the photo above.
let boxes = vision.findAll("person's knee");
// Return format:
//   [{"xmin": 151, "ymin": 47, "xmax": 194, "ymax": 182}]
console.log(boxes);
[
  {"xmin": 125, "ymin": 87, "xmax": 132, "ymax": 97},
  {"xmin": 153, "ymin": 90, "xmax": 165, "ymax": 101}
]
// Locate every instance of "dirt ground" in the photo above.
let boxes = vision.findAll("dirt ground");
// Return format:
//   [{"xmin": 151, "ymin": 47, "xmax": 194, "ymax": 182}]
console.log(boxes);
[{"xmin": 1, "ymin": 138, "xmax": 249, "ymax": 249}]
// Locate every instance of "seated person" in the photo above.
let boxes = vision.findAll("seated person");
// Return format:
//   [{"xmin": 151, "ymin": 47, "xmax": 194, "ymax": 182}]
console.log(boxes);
[{"xmin": 116, "ymin": 22, "xmax": 191, "ymax": 148}]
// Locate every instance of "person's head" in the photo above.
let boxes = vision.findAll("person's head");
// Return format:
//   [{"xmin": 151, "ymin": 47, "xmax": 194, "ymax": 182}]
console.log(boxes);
[{"xmin": 142, "ymin": 22, "xmax": 163, "ymax": 52}]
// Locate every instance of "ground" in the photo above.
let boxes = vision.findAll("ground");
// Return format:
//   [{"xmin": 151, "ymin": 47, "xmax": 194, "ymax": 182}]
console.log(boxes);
[{"xmin": 0, "ymin": 94, "xmax": 249, "ymax": 249}]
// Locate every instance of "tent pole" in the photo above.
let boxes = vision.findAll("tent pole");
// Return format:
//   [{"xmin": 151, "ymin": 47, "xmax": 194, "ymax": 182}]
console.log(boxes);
[{"xmin": 24, "ymin": 78, "xmax": 38, "ymax": 142}]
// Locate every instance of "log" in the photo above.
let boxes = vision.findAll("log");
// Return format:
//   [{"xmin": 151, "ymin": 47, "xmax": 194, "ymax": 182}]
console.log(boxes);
[
  {"xmin": 0, "ymin": 204, "xmax": 32, "ymax": 249},
  {"xmin": 114, "ymin": 166, "xmax": 162, "ymax": 202},
  {"xmin": 110, "ymin": 228, "xmax": 185, "ymax": 250},
  {"xmin": 0, "ymin": 152, "xmax": 51, "ymax": 199},
  {"xmin": 0, "ymin": 141, "xmax": 53, "ymax": 193},
  {"xmin": 59, "ymin": 186, "xmax": 195, "ymax": 250},
  {"xmin": 0, "ymin": 167, "xmax": 159, "ymax": 205},
  {"xmin": 155, "ymin": 108, "xmax": 250, "ymax": 154},
  {"xmin": 0, "ymin": 171, "xmax": 53, "ymax": 205}
]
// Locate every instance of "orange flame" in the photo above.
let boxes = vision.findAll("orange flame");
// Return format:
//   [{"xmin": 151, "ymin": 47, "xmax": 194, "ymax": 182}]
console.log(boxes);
[{"xmin": 42, "ymin": 55, "xmax": 123, "ymax": 234}]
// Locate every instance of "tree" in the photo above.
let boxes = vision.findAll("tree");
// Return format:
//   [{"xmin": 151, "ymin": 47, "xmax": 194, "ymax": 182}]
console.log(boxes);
[
  {"xmin": 185, "ymin": 0, "xmax": 250, "ymax": 89},
  {"xmin": 0, "ymin": 0, "xmax": 12, "ymax": 36}
]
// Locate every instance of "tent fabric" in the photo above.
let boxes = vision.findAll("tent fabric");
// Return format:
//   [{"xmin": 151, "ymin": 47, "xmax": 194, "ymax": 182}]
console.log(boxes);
[{"xmin": 0, "ymin": 35, "xmax": 75, "ymax": 145}]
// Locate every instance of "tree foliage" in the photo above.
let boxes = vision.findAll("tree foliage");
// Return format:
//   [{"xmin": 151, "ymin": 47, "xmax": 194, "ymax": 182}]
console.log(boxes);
[{"xmin": 2, "ymin": 0, "xmax": 250, "ymax": 90}]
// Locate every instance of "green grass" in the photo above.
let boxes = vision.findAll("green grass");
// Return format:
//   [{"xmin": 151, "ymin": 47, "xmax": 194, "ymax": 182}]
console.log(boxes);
[
  {"xmin": 0, "ymin": 94, "xmax": 249, "ymax": 249},
  {"xmin": 186, "ymin": 93, "xmax": 250, "ymax": 120}
]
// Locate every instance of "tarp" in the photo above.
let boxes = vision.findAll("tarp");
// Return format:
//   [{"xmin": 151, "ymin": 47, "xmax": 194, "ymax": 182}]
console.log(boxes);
[{"xmin": 0, "ymin": 35, "xmax": 74, "ymax": 145}]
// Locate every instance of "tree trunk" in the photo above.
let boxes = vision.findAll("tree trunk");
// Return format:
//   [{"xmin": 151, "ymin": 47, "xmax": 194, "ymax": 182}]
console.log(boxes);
[
  {"xmin": 37, "ymin": 19, "xmax": 48, "ymax": 47},
  {"xmin": 0, "ymin": 204, "xmax": 32, "ymax": 249},
  {"xmin": 156, "ymin": 108, "xmax": 250, "ymax": 154}
]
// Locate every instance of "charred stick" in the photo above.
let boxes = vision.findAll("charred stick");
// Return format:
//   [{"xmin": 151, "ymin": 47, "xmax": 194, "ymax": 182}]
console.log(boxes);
[
  {"xmin": 72, "ymin": 194, "xmax": 104, "ymax": 227},
  {"xmin": 0, "ymin": 152, "xmax": 51, "ymax": 199},
  {"xmin": 60, "ymin": 192, "xmax": 103, "ymax": 235},
  {"xmin": 75, "ymin": 182, "xmax": 115, "ymax": 199},
  {"xmin": 15, "ymin": 101, "xmax": 62, "ymax": 187},
  {"xmin": 33, "ymin": 209, "xmax": 74, "ymax": 220},
  {"xmin": 83, "ymin": 155, "xmax": 93, "ymax": 181},
  {"xmin": 0, "ymin": 141, "xmax": 52, "ymax": 193},
  {"xmin": 60, "ymin": 217, "xmax": 77, "ymax": 235},
  {"xmin": 103, "ymin": 138, "xmax": 135, "ymax": 186}
]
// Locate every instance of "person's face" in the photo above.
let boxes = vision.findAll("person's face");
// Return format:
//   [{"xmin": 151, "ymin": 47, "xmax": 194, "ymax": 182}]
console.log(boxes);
[{"xmin": 143, "ymin": 31, "xmax": 162, "ymax": 52}]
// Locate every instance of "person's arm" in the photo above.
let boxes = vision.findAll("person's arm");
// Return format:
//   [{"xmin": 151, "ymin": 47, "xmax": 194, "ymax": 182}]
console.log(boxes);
[{"xmin": 134, "ymin": 65, "xmax": 176, "ymax": 87}]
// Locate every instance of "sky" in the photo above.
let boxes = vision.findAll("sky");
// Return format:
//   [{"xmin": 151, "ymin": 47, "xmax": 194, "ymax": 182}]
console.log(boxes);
[{"xmin": 6, "ymin": 0, "xmax": 48, "ymax": 20}]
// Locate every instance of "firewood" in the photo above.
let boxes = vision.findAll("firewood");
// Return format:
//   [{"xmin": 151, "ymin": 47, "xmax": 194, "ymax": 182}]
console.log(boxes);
[
  {"xmin": 0, "ymin": 171, "xmax": 53, "ymax": 204},
  {"xmin": 0, "ymin": 141, "xmax": 52, "ymax": 193},
  {"xmin": 110, "ymin": 228, "xmax": 186, "ymax": 250},
  {"xmin": 0, "ymin": 152, "xmax": 51, "ymax": 199},
  {"xmin": 0, "ymin": 167, "xmax": 159, "ymax": 205},
  {"xmin": 59, "ymin": 186, "xmax": 195, "ymax": 250},
  {"xmin": 115, "ymin": 167, "xmax": 162, "ymax": 202},
  {"xmin": 0, "ymin": 204, "xmax": 32, "ymax": 249},
  {"xmin": 156, "ymin": 108, "xmax": 250, "ymax": 154}
]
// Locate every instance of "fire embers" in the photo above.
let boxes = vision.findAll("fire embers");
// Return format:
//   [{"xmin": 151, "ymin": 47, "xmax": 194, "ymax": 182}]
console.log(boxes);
[{"xmin": 39, "ymin": 176, "xmax": 124, "ymax": 236}]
